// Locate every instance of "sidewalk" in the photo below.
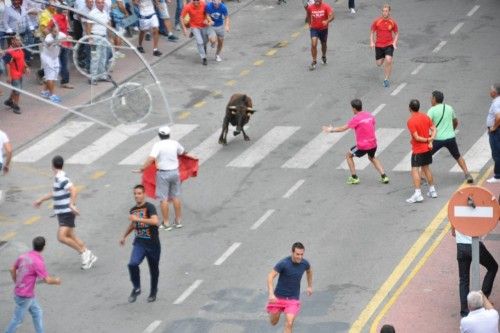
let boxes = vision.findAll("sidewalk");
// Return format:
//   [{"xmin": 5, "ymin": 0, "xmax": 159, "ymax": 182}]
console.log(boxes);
[{"xmin": 375, "ymin": 178, "xmax": 500, "ymax": 332}]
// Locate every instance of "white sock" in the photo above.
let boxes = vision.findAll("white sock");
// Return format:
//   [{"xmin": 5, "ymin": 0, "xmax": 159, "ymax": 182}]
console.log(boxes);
[
  {"xmin": 168, "ymin": 32, "xmax": 173, "ymax": 36},
  {"xmin": 429, "ymin": 185, "xmax": 436, "ymax": 192},
  {"xmin": 415, "ymin": 189, "xmax": 422, "ymax": 196}
]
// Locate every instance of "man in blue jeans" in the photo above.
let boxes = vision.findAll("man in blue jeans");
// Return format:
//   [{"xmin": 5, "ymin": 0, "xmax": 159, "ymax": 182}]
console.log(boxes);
[
  {"xmin": 120, "ymin": 184, "xmax": 161, "ymax": 303},
  {"xmin": 486, "ymin": 83, "xmax": 500, "ymax": 183},
  {"xmin": 5, "ymin": 236, "xmax": 61, "ymax": 333}
]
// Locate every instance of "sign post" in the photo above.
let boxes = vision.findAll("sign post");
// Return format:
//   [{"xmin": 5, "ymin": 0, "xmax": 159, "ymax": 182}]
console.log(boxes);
[{"xmin": 448, "ymin": 186, "xmax": 499, "ymax": 290}]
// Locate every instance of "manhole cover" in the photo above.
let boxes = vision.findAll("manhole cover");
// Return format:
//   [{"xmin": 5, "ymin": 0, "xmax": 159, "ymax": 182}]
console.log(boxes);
[{"xmin": 412, "ymin": 56, "xmax": 455, "ymax": 63}]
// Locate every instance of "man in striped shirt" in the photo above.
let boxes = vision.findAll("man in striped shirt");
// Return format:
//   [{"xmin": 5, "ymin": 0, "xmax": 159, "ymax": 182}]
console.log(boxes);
[{"xmin": 34, "ymin": 155, "xmax": 97, "ymax": 269}]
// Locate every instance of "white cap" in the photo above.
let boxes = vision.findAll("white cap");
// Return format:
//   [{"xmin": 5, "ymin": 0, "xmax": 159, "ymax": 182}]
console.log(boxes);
[{"xmin": 158, "ymin": 126, "xmax": 171, "ymax": 135}]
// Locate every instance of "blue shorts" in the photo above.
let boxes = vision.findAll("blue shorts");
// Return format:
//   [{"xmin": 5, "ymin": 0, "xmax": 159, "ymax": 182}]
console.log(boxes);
[{"xmin": 310, "ymin": 28, "xmax": 328, "ymax": 43}]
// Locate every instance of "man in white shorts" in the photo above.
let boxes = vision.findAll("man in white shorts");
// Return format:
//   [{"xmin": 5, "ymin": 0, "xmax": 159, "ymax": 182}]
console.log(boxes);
[
  {"xmin": 40, "ymin": 25, "xmax": 67, "ymax": 103},
  {"xmin": 155, "ymin": 0, "xmax": 179, "ymax": 41},
  {"xmin": 134, "ymin": 0, "xmax": 162, "ymax": 56}
]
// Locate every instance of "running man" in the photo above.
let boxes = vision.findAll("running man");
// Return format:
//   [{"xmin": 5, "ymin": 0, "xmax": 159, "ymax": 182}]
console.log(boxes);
[
  {"xmin": 406, "ymin": 99, "xmax": 437, "ymax": 203},
  {"xmin": 322, "ymin": 99, "xmax": 389, "ymax": 184},
  {"xmin": 120, "ymin": 185, "xmax": 161, "ymax": 303},
  {"xmin": 370, "ymin": 4, "xmax": 398, "ymax": 87},
  {"xmin": 180, "ymin": 0, "xmax": 209, "ymax": 65},
  {"xmin": 427, "ymin": 90, "xmax": 473, "ymax": 184},
  {"xmin": 206, "ymin": 0, "xmax": 229, "ymax": 62},
  {"xmin": 267, "ymin": 242, "xmax": 313, "ymax": 333},
  {"xmin": 306, "ymin": 0, "xmax": 334, "ymax": 71},
  {"xmin": 34, "ymin": 155, "xmax": 97, "ymax": 269}
]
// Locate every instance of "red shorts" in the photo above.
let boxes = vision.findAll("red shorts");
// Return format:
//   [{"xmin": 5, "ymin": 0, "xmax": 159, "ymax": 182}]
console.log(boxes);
[{"xmin": 266, "ymin": 298, "xmax": 301, "ymax": 316}]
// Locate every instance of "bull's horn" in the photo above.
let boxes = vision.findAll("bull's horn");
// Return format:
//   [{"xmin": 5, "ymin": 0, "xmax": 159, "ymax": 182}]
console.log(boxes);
[
  {"xmin": 247, "ymin": 108, "xmax": 256, "ymax": 112},
  {"xmin": 228, "ymin": 106, "xmax": 237, "ymax": 110}
]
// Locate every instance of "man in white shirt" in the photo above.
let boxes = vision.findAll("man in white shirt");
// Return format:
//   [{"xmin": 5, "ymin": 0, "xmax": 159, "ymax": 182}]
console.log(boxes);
[
  {"xmin": 140, "ymin": 126, "xmax": 186, "ymax": 230},
  {"xmin": 87, "ymin": 0, "xmax": 112, "ymax": 83},
  {"xmin": 134, "ymin": 0, "xmax": 162, "ymax": 56},
  {"xmin": 486, "ymin": 83, "xmax": 500, "ymax": 183},
  {"xmin": 460, "ymin": 291, "xmax": 499, "ymax": 333}
]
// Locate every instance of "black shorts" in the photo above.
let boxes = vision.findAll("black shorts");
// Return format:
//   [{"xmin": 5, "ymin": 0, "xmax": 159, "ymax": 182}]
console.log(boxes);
[
  {"xmin": 310, "ymin": 28, "xmax": 328, "ymax": 43},
  {"xmin": 431, "ymin": 138, "xmax": 461, "ymax": 160},
  {"xmin": 375, "ymin": 45, "xmax": 394, "ymax": 60},
  {"xmin": 411, "ymin": 151, "xmax": 433, "ymax": 167},
  {"xmin": 350, "ymin": 146, "xmax": 377, "ymax": 158},
  {"xmin": 57, "ymin": 212, "xmax": 76, "ymax": 228}
]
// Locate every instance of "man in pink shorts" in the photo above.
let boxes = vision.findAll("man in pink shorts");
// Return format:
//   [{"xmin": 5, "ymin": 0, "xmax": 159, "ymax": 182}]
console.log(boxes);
[{"xmin": 266, "ymin": 242, "xmax": 313, "ymax": 333}]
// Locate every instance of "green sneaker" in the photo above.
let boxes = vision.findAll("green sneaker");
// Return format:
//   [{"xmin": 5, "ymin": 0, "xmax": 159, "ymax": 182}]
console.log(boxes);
[
  {"xmin": 381, "ymin": 175, "xmax": 390, "ymax": 184},
  {"xmin": 347, "ymin": 176, "xmax": 360, "ymax": 185}
]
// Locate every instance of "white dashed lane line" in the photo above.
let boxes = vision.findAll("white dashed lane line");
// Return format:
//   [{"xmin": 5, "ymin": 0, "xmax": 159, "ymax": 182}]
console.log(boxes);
[
  {"xmin": 214, "ymin": 242, "xmax": 242, "ymax": 266},
  {"xmin": 411, "ymin": 63, "xmax": 425, "ymax": 75},
  {"xmin": 467, "ymin": 5, "xmax": 480, "ymax": 17},
  {"xmin": 450, "ymin": 22, "xmax": 464, "ymax": 35},
  {"xmin": 142, "ymin": 321, "xmax": 161, "ymax": 333},
  {"xmin": 432, "ymin": 40, "xmax": 447, "ymax": 53},
  {"xmin": 283, "ymin": 179, "xmax": 305, "ymax": 199},
  {"xmin": 173, "ymin": 280, "xmax": 203, "ymax": 305},
  {"xmin": 372, "ymin": 104, "xmax": 386, "ymax": 116},
  {"xmin": 251, "ymin": 209, "xmax": 275, "ymax": 230},
  {"xmin": 390, "ymin": 83, "xmax": 407, "ymax": 96}
]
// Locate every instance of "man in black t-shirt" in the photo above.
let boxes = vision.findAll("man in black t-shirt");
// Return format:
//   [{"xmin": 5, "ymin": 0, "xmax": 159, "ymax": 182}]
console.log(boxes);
[{"xmin": 120, "ymin": 184, "xmax": 161, "ymax": 303}]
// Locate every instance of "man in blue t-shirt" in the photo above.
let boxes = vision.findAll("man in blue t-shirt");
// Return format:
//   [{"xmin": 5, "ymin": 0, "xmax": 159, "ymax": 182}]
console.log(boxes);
[
  {"xmin": 206, "ymin": 0, "xmax": 230, "ymax": 62},
  {"xmin": 120, "ymin": 184, "xmax": 161, "ymax": 303},
  {"xmin": 267, "ymin": 242, "xmax": 313, "ymax": 333}
]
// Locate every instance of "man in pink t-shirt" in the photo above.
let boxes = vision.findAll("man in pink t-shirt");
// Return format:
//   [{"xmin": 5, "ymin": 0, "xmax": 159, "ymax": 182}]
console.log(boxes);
[
  {"xmin": 322, "ymin": 98, "xmax": 389, "ymax": 185},
  {"xmin": 5, "ymin": 236, "xmax": 61, "ymax": 333}
]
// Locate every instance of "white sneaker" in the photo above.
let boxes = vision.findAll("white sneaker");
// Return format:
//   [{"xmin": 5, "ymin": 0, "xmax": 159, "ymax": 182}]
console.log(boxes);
[
  {"xmin": 427, "ymin": 189, "xmax": 438, "ymax": 198},
  {"xmin": 0, "ymin": 190, "xmax": 4, "ymax": 204},
  {"xmin": 114, "ymin": 51, "xmax": 126, "ymax": 59},
  {"xmin": 82, "ymin": 253, "xmax": 97, "ymax": 270},
  {"xmin": 175, "ymin": 24, "xmax": 181, "ymax": 31},
  {"xmin": 486, "ymin": 177, "xmax": 500, "ymax": 183},
  {"xmin": 81, "ymin": 250, "xmax": 91, "ymax": 267},
  {"xmin": 350, "ymin": 8, "xmax": 356, "ymax": 13},
  {"xmin": 215, "ymin": 55, "xmax": 222, "ymax": 62},
  {"xmin": 406, "ymin": 192, "xmax": 424, "ymax": 203}
]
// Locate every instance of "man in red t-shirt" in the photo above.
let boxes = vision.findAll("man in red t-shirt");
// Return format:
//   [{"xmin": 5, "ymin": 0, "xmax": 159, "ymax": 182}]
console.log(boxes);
[
  {"xmin": 406, "ymin": 99, "xmax": 437, "ymax": 204},
  {"xmin": 306, "ymin": 0, "xmax": 334, "ymax": 71},
  {"xmin": 3, "ymin": 35, "xmax": 29, "ymax": 115},
  {"xmin": 181, "ymin": 0, "xmax": 210, "ymax": 65},
  {"xmin": 370, "ymin": 4, "xmax": 398, "ymax": 87}
]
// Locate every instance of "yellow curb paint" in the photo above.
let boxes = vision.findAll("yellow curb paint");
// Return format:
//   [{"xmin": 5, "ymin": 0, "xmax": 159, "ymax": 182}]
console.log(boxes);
[
  {"xmin": 266, "ymin": 49, "xmax": 278, "ymax": 56},
  {"xmin": 24, "ymin": 216, "xmax": 41, "ymax": 225},
  {"xmin": 225, "ymin": 80, "xmax": 237, "ymax": 86},
  {"xmin": 17, "ymin": 165, "xmax": 52, "ymax": 177},
  {"xmin": 277, "ymin": 40, "xmax": 288, "ymax": 47},
  {"xmin": 254, "ymin": 59, "xmax": 264, "ymax": 66},
  {"xmin": 1, "ymin": 231, "xmax": 16, "ymax": 241},
  {"xmin": 75, "ymin": 185, "xmax": 86, "ymax": 193},
  {"xmin": 90, "ymin": 170, "xmax": 106, "ymax": 180},
  {"xmin": 349, "ymin": 166, "xmax": 492, "ymax": 333},
  {"xmin": 194, "ymin": 100, "xmax": 206, "ymax": 108},
  {"xmin": 240, "ymin": 69, "xmax": 251, "ymax": 77},
  {"xmin": 291, "ymin": 32, "xmax": 301, "ymax": 38},
  {"xmin": 178, "ymin": 111, "xmax": 191, "ymax": 120},
  {"xmin": 211, "ymin": 90, "xmax": 222, "ymax": 97}
]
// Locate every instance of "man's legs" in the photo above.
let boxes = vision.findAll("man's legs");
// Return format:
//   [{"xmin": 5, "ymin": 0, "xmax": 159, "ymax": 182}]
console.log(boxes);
[
  {"xmin": 59, "ymin": 48, "xmax": 70, "ymax": 85},
  {"xmin": 368, "ymin": 156, "xmax": 386, "ymax": 176},
  {"xmin": 410, "ymin": 166, "xmax": 421, "ymax": 190},
  {"xmin": 320, "ymin": 40, "xmax": 327, "ymax": 60},
  {"xmin": 269, "ymin": 312, "xmax": 281, "ymax": 326},
  {"xmin": 160, "ymin": 199, "xmax": 170, "ymax": 225},
  {"xmin": 192, "ymin": 28, "xmax": 207, "ymax": 60},
  {"xmin": 57, "ymin": 226, "xmax": 86, "ymax": 254},
  {"xmin": 152, "ymin": 27, "xmax": 160, "ymax": 50},
  {"xmin": 383, "ymin": 55, "xmax": 393, "ymax": 81},
  {"xmin": 5, "ymin": 296, "xmax": 32, "ymax": 333},
  {"xmin": 479, "ymin": 242, "xmax": 498, "ymax": 297},
  {"xmin": 284, "ymin": 313, "xmax": 297, "ymax": 333},
  {"xmin": 310, "ymin": 37, "xmax": 318, "ymax": 63},
  {"xmin": 489, "ymin": 131, "xmax": 500, "ymax": 178},
  {"xmin": 346, "ymin": 152, "xmax": 356, "ymax": 176},
  {"xmin": 457, "ymin": 244, "xmax": 471, "ymax": 317},
  {"xmin": 138, "ymin": 31, "xmax": 146, "ymax": 47},
  {"xmin": 421, "ymin": 165, "xmax": 434, "ymax": 185},
  {"xmin": 128, "ymin": 244, "xmax": 146, "ymax": 291},
  {"xmin": 28, "ymin": 298, "xmax": 43, "ymax": 333},
  {"xmin": 172, "ymin": 197, "xmax": 182, "ymax": 223},
  {"xmin": 145, "ymin": 246, "xmax": 161, "ymax": 298}
]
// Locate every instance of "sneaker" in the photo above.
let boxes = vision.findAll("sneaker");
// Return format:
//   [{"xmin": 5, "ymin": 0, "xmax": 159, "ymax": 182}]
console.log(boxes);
[
  {"xmin": 309, "ymin": 61, "xmax": 317, "ymax": 71},
  {"xmin": 159, "ymin": 223, "xmax": 173, "ymax": 231},
  {"xmin": 133, "ymin": 26, "xmax": 139, "ymax": 32},
  {"xmin": 61, "ymin": 83, "xmax": 74, "ymax": 89},
  {"xmin": 159, "ymin": 223, "xmax": 167, "ymax": 230},
  {"xmin": 346, "ymin": 176, "xmax": 360, "ymax": 185},
  {"xmin": 383, "ymin": 79, "xmax": 390, "ymax": 88},
  {"xmin": 175, "ymin": 24, "xmax": 181, "ymax": 31},
  {"xmin": 189, "ymin": 31, "xmax": 194, "ymax": 38},
  {"xmin": 153, "ymin": 50, "xmax": 162, "ymax": 57},
  {"xmin": 350, "ymin": 8, "xmax": 356, "ymax": 13},
  {"xmin": 167, "ymin": 34, "xmax": 179, "ymax": 42},
  {"xmin": 40, "ymin": 90, "xmax": 50, "ymax": 99},
  {"xmin": 427, "ymin": 189, "xmax": 438, "ymax": 198},
  {"xmin": 49, "ymin": 95, "xmax": 61, "ymax": 103},
  {"xmin": 4, "ymin": 99, "xmax": 13, "ymax": 108},
  {"xmin": 81, "ymin": 250, "xmax": 91, "ymax": 267},
  {"xmin": 137, "ymin": 46, "xmax": 145, "ymax": 53},
  {"xmin": 114, "ymin": 51, "xmax": 126, "ymax": 59},
  {"xmin": 174, "ymin": 222, "xmax": 183, "ymax": 229},
  {"xmin": 147, "ymin": 294, "xmax": 157, "ymax": 302},
  {"xmin": 12, "ymin": 104, "xmax": 21, "ymax": 114},
  {"xmin": 486, "ymin": 177, "xmax": 500, "ymax": 183},
  {"xmin": 465, "ymin": 173, "xmax": 474, "ymax": 184},
  {"xmin": 82, "ymin": 253, "xmax": 98, "ymax": 270},
  {"xmin": 88, "ymin": 79, "xmax": 97, "ymax": 85},
  {"xmin": 128, "ymin": 288, "xmax": 141, "ymax": 303},
  {"xmin": 215, "ymin": 54, "xmax": 222, "ymax": 62},
  {"xmin": 321, "ymin": 56, "xmax": 327, "ymax": 65},
  {"xmin": 202, "ymin": 58, "xmax": 207, "ymax": 66},
  {"xmin": 406, "ymin": 192, "xmax": 424, "ymax": 203},
  {"xmin": 381, "ymin": 175, "xmax": 390, "ymax": 184}
]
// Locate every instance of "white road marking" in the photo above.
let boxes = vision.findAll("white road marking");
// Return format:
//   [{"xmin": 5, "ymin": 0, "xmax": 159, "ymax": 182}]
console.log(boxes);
[
  {"xmin": 173, "ymin": 280, "xmax": 203, "ymax": 305},
  {"xmin": 227, "ymin": 126, "xmax": 299, "ymax": 168},
  {"xmin": 282, "ymin": 131, "xmax": 347, "ymax": 169},
  {"xmin": 13, "ymin": 121, "xmax": 93, "ymax": 163},
  {"xmin": 283, "ymin": 179, "xmax": 305, "ymax": 198},
  {"xmin": 393, "ymin": 152, "xmax": 412, "ymax": 172},
  {"xmin": 372, "ymin": 104, "xmax": 386, "ymax": 116},
  {"xmin": 119, "ymin": 124, "xmax": 198, "ymax": 165},
  {"xmin": 411, "ymin": 64, "xmax": 425, "ymax": 75},
  {"xmin": 450, "ymin": 132, "xmax": 490, "ymax": 173},
  {"xmin": 432, "ymin": 41, "xmax": 447, "ymax": 53},
  {"xmin": 455, "ymin": 206, "xmax": 493, "ymax": 218},
  {"xmin": 142, "ymin": 321, "xmax": 161, "ymax": 333},
  {"xmin": 338, "ymin": 128, "xmax": 403, "ymax": 170},
  {"xmin": 467, "ymin": 5, "xmax": 480, "ymax": 16},
  {"xmin": 450, "ymin": 22, "xmax": 464, "ymax": 35},
  {"xmin": 390, "ymin": 83, "xmax": 407, "ymax": 96},
  {"xmin": 251, "ymin": 209, "xmax": 275, "ymax": 230},
  {"xmin": 67, "ymin": 123, "xmax": 147, "ymax": 164},
  {"xmin": 214, "ymin": 242, "xmax": 241, "ymax": 266}
]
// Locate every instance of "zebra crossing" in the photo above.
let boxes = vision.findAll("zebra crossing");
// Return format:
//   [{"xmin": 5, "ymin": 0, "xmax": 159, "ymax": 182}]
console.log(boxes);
[{"xmin": 13, "ymin": 121, "xmax": 492, "ymax": 173}]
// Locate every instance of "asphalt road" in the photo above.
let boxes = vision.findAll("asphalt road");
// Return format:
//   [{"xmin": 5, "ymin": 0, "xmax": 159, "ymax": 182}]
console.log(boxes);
[{"xmin": 1, "ymin": 0, "xmax": 500, "ymax": 332}]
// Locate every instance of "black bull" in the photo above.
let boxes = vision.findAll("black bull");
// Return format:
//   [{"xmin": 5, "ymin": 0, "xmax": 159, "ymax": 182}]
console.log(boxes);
[{"xmin": 218, "ymin": 94, "xmax": 256, "ymax": 145}]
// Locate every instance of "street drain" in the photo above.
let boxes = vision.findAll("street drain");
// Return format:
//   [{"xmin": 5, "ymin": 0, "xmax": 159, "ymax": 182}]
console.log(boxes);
[{"xmin": 412, "ymin": 56, "xmax": 455, "ymax": 63}]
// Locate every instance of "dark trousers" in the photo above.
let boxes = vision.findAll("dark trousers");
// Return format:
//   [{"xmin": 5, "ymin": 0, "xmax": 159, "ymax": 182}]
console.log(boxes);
[
  {"xmin": 128, "ymin": 243, "xmax": 161, "ymax": 294},
  {"xmin": 348, "ymin": 0, "xmax": 355, "ymax": 9},
  {"xmin": 59, "ymin": 48, "xmax": 70, "ymax": 84},
  {"xmin": 489, "ymin": 130, "xmax": 500, "ymax": 178},
  {"xmin": 457, "ymin": 242, "xmax": 498, "ymax": 316}
]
